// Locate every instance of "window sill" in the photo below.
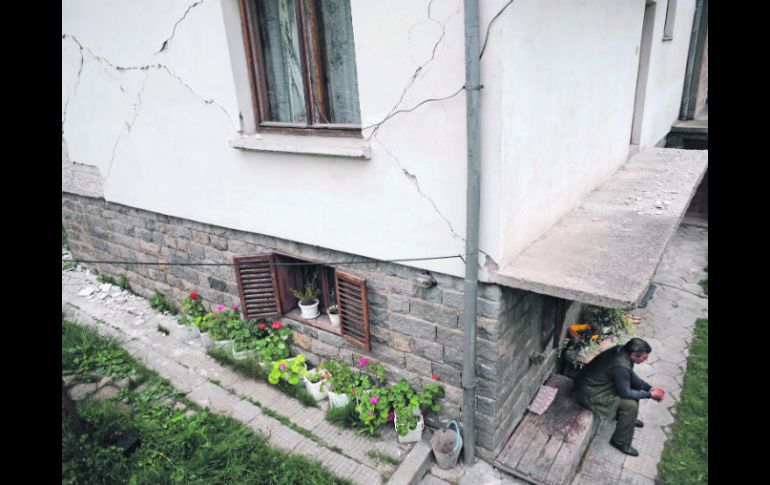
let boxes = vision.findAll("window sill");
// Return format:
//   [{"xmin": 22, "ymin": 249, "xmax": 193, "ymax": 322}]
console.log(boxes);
[
  {"xmin": 285, "ymin": 309, "xmax": 342, "ymax": 336},
  {"xmin": 230, "ymin": 132, "xmax": 371, "ymax": 160}
]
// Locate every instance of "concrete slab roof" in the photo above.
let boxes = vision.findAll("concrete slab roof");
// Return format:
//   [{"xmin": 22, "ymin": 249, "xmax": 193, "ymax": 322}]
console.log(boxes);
[{"xmin": 489, "ymin": 148, "xmax": 708, "ymax": 309}]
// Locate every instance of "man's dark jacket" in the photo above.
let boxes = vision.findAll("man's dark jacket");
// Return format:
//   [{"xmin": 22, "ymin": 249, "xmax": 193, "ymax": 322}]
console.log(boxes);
[{"xmin": 574, "ymin": 346, "xmax": 652, "ymax": 418}]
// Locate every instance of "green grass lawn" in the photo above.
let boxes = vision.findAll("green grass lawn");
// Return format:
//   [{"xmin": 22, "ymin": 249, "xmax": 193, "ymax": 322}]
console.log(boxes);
[
  {"xmin": 62, "ymin": 320, "xmax": 351, "ymax": 485},
  {"xmin": 657, "ymin": 318, "xmax": 708, "ymax": 484}
]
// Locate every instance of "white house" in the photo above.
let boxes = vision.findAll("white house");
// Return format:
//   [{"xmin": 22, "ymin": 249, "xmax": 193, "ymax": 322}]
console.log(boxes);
[{"xmin": 62, "ymin": 0, "xmax": 707, "ymax": 463}]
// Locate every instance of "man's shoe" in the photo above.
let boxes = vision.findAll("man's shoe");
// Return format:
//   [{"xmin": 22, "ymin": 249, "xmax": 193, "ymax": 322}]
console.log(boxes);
[
  {"xmin": 635, "ymin": 419, "xmax": 644, "ymax": 428},
  {"xmin": 610, "ymin": 440, "xmax": 639, "ymax": 456}
]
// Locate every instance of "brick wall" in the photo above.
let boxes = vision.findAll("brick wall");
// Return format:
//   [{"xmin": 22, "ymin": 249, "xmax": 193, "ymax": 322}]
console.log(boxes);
[{"xmin": 62, "ymin": 192, "xmax": 575, "ymax": 460}]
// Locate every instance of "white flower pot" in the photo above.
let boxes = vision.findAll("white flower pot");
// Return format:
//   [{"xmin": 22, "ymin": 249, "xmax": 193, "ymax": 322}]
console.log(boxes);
[
  {"xmin": 200, "ymin": 332, "xmax": 213, "ymax": 350},
  {"xmin": 303, "ymin": 369, "xmax": 330, "ymax": 401},
  {"xmin": 232, "ymin": 347, "xmax": 257, "ymax": 361},
  {"xmin": 328, "ymin": 311, "xmax": 341, "ymax": 326},
  {"xmin": 211, "ymin": 339, "xmax": 235, "ymax": 353},
  {"xmin": 395, "ymin": 413, "xmax": 424, "ymax": 443},
  {"xmin": 328, "ymin": 390, "xmax": 351, "ymax": 408},
  {"xmin": 298, "ymin": 299, "xmax": 320, "ymax": 319}
]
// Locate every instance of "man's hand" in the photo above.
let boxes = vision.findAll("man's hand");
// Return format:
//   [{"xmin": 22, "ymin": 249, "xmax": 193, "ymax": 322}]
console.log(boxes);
[{"xmin": 650, "ymin": 387, "xmax": 665, "ymax": 402}]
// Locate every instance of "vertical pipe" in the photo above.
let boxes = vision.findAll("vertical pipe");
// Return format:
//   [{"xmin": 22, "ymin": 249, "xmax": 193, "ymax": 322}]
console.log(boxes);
[{"xmin": 462, "ymin": 0, "xmax": 481, "ymax": 466}]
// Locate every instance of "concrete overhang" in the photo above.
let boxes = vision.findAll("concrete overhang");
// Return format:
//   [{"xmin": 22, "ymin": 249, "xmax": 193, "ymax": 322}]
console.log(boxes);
[{"xmin": 489, "ymin": 148, "xmax": 708, "ymax": 309}]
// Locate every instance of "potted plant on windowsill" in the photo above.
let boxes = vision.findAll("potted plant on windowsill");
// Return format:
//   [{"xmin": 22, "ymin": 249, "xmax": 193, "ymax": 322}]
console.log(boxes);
[
  {"xmin": 327, "ymin": 304, "xmax": 341, "ymax": 327},
  {"xmin": 291, "ymin": 274, "xmax": 321, "ymax": 319}
]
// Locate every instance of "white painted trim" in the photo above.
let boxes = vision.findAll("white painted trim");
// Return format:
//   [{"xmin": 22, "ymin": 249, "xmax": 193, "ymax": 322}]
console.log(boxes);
[
  {"xmin": 220, "ymin": 0, "xmax": 256, "ymax": 133},
  {"xmin": 229, "ymin": 133, "xmax": 371, "ymax": 159}
]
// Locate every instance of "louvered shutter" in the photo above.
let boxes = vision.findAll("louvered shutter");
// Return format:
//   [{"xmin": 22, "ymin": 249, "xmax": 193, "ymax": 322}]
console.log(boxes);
[
  {"xmin": 335, "ymin": 270, "xmax": 370, "ymax": 350},
  {"xmin": 234, "ymin": 255, "xmax": 281, "ymax": 319}
]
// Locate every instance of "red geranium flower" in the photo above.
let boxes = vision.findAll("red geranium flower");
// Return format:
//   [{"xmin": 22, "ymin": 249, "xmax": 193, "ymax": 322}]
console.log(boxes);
[
  {"xmin": 189, "ymin": 292, "xmax": 199, "ymax": 299},
  {"xmin": 431, "ymin": 374, "xmax": 439, "ymax": 380},
  {"xmin": 272, "ymin": 321, "xmax": 282, "ymax": 330},
  {"xmin": 258, "ymin": 323, "xmax": 266, "ymax": 330}
]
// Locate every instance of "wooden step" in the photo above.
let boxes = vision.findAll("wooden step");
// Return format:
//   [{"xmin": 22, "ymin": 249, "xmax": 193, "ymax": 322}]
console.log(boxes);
[{"xmin": 493, "ymin": 374, "xmax": 597, "ymax": 485}]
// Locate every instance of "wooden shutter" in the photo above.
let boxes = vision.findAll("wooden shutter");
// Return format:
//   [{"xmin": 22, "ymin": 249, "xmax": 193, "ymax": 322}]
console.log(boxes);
[
  {"xmin": 335, "ymin": 270, "xmax": 370, "ymax": 350},
  {"xmin": 234, "ymin": 254, "xmax": 281, "ymax": 319}
]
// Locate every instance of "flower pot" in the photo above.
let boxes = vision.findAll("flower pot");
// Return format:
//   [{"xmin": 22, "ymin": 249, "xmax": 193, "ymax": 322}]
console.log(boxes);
[
  {"xmin": 211, "ymin": 338, "xmax": 235, "ymax": 353},
  {"xmin": 431, "ymin": 420, "xmax": 462, "ymax": 469},
  {"xmin": 199, "ymin": 332, "xmax": 213, "ymax": 350},
  {"xmin": 395, "ymin": 413, "xmax": 424, "ymax": 443},
  {"xmin": 303, "ymin": 369, "xmax": 330, "ymax": 401},
  {"xmin": 328, "ymin": 311, "xmax": 341, "ymax": 327},
  {"xmin": 298, "ymin": 299, "xmax": 320, "ymax": 319},
  {"xmin": 232, "ymin": 347, "xmax": 257, "ymax": 361},
  {"xmin": 172, "ymin": 323, "xmax": 200, "ymax": 341},
  {"xmin": 327, "ymin": 389, "xmax": 351, "ymax": 408}
]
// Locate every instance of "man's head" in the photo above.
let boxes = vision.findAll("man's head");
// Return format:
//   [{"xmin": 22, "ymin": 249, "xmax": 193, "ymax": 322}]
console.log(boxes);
[{"xmin": 622, "ymin": 337, "xmax": 652, "ymax": 363}]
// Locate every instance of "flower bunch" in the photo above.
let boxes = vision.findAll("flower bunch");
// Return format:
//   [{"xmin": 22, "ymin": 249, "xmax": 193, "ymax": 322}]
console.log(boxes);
[
  {"xmin": 255, "ymin": 321, "xmax": 292, "ymax": 363},
  {"xmin": 177, "ymin": 292, "xmax": 206, "ymax": 326},
  {"xmin": 354, "ymin": 386, "xmax": 392, "ymax": 435},
  {"xmin": 268, "ymin": 354, "xmax": 306, "ymax": 385}
]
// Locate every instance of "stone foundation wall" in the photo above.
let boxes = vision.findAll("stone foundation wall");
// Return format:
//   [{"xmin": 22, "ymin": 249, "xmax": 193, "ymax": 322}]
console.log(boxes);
[{"xmin": 62, "ymin": 192, "xmax": 576, "ymax": 460}]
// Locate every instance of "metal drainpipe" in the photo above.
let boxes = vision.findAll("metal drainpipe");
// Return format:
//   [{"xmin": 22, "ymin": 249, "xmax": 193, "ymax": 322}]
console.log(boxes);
[{"xmin": 462, "ymin": 0, "xmax": 481, "ymax": 465}]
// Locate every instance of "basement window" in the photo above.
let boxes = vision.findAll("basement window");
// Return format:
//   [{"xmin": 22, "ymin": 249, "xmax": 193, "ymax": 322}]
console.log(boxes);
[{"xmin": 233, "ymin": 252, "xmax": 371, "ymax": 350}]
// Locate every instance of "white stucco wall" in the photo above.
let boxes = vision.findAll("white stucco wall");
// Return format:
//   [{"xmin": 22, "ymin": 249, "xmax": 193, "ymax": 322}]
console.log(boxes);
[
  {"xmin": 494, "ymin": 0, "xmax": 644, "ymax": 266},
  {"xmin": 62, "ymin": 0, "xmax": 697, "ymax": 282},
  {"xmin": 638, "ymin": 0, "xmax": 697, "ymax": 147},
  {"xmin": 62, "ymin": 0, "xmax": 475, "ymax": 279}
]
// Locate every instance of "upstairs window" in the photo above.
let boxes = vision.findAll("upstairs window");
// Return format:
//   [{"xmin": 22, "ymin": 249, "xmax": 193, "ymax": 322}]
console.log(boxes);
[
  {"xmin": 233, "ymin": 253, "xmax": 371, "ymax": 350},
  {"xmin": 240, "ymin": 0, "xmax": 362, "ymax": 135}
]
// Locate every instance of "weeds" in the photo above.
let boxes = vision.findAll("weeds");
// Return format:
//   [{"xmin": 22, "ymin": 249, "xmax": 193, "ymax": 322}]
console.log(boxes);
[
  {"xmin": 367, "ymin": 449, "xmax": 399, "ymax": 466},
  {"xmin": 325, "ymin": 403, "xmax": 358, "ymax": 429},
  {"xmin": 156, "ymin": 325, "xmax": 169, "ymax": 336},
  {"xmin": 150, "ymin": 290, "xmax": 178, "ymax": 315}
]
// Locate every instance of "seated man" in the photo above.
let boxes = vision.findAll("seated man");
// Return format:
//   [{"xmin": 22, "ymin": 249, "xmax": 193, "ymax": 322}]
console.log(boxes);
[{"xmin": 574, "ymin": 337, "xmax": 665, "ymax": 456}]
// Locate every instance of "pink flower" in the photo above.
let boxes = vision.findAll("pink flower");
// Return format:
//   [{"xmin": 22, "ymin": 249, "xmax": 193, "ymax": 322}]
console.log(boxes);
[
  {"xmin": 258, "ymin": 323, "xmax": 267, "ymax": 330},
  {"xmin": 216, "ymin": 304, "xmax": 225, "ymax": 312},
  {"xmin": 358, "ymin": 358, "xmax": 368, "ymax": 367},
  {"xmin": 272, "ymin": 321, "xmax": 282, "ymax": 330},
  {"xmin": 231, "ymin": 304, "xmax": 239, "ymax": 310},
  {"xmin": 387, "ymin": 411, "xmax": 395, "ymax": 422},
  {"xmin": 279, "ymin": 362, "xmax": 286, "ymax": 371},
  {"xmin": 369, "ymin": 396, "xmax": 379, "ymax": 405},
  {"xmin": 368, "ymin": 410, "xmax": 373, "ymax": 415}
]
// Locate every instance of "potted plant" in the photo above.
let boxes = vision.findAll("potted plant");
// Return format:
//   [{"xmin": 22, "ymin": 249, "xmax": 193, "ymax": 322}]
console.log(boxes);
[
  {"xmin": 291, "ymin": 273, "xmax": 321, "ymax": 319},
  {"xmin": 302, "ymin": 367, "xmax": 331, "ymax": 401},
  {"xmin": 256, "ymin": 321, "xmax": 291, "ymax": 372},
  {"xmin": 178, "ymin": 292, "xmax": 206, "ymax": 327},
  {"xmin": 327, "ymin": 304, "xmax": 341, "ymax": 327},
  {"xmin": 354, "ymin": 386, "xmax": 392, "ymax": 435},
  {"xmin": 205, "ymin": 306, "xmax": 242, "ymax": 353},
  {"xmin": 268, "ymin": 354, "xmax": 307, "ymax": 385},
  {"xmin": 324, "ymin": 360, "xmax": 355, "ymax": 408},
  {"xmin": 232, "ymin": 321, "xmax": 258, "ymax": 360},
  {"xmin": 390, "ymin": 378, "xmax": 444, "ymax": 443}
]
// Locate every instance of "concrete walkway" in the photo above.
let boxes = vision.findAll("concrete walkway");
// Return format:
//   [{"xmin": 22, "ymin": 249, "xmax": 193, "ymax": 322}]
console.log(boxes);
[{"xmin": 62, "ymin": 268, "xmax": 430, "ymax": 485}]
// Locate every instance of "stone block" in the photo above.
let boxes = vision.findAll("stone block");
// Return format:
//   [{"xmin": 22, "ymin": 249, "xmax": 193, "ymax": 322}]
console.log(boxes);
[
  {"xmin": 393, "ymin": 335, "xmax": 412, "ymax": 352},
  {"xmin": 389, "ymin": 294, "xmax": 410, "ymax": 313},
  {"xmin": 311, "ymin": 339, "xmax": 340, "ymax": 359},
  {"xmin": 432, "ymin": 362, "xmax": 462, "ymax": 388},
  {"xmin": 412, "ymin": 338, "xmax": 443, "ymax": 362},
  {"xmin": 210, "ymin": 234, "xmax": 228, "ymax": 251},
  {"xmin": 317, "ymin": 331, "xmax": 345, "ymax": 347},
  {"xmin": 405, "ymin": 353, "xmax": 432, "ymax": 375},
  {"xmin": 437, "ymin": 327, "xmax": 464, "ymax": 350},
  {"xmin": 410, "ymin": 300, "xmax": 458, "ymax": 328},
  {"xmin": 292, "ymin": 331, "xmax": 312, "ymax": 350},
  {"xmin": 418, "ymin": 285, "xmax": 443, "ymax": 303},
  {"xmin": 370, "ymin": 342, "xmax": 406, "ymax": 367},
  {"xmin": 389, "ymin": 314, "xmax": 437, "ymax": 340}
]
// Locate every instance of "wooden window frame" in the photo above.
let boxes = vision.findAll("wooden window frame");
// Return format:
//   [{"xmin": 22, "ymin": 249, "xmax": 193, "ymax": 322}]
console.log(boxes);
[
  {"xmin": 238, "ymin": 0, "xmax": 362, "ymax": 137},
  {"xmin": 234, "ymin": 251, "xmax": 370, "ymax": 350}
]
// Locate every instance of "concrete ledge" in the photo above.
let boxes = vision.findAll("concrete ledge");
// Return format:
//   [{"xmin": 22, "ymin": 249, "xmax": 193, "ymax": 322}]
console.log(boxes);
[
  {"xmin": 388, "ymin": 438, "xmax": 434, "ymax": 485},
  {"xmin": 491, "ymin": 148, "xmax": 708, "ymax": 308},
  {"xmin": 230, "ymin": 133, "xmax": 371, "ymax": 159}
]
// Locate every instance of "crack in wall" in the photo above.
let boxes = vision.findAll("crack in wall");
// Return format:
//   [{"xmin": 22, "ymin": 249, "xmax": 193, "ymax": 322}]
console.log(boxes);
[
  {"xmin": 367, "ymin": 0, "xmax": 456, "ymax": 141},
  {"xmin": 62, "ymin": 36, "xmax": 85, "ymax": 135},
  {"xmin": 376, "ymin": 137, "xmax": 464, "ymax": 244},
  {"xmin": 157, "ymin": 0, "xmax": 206, "ymax": 53}
]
